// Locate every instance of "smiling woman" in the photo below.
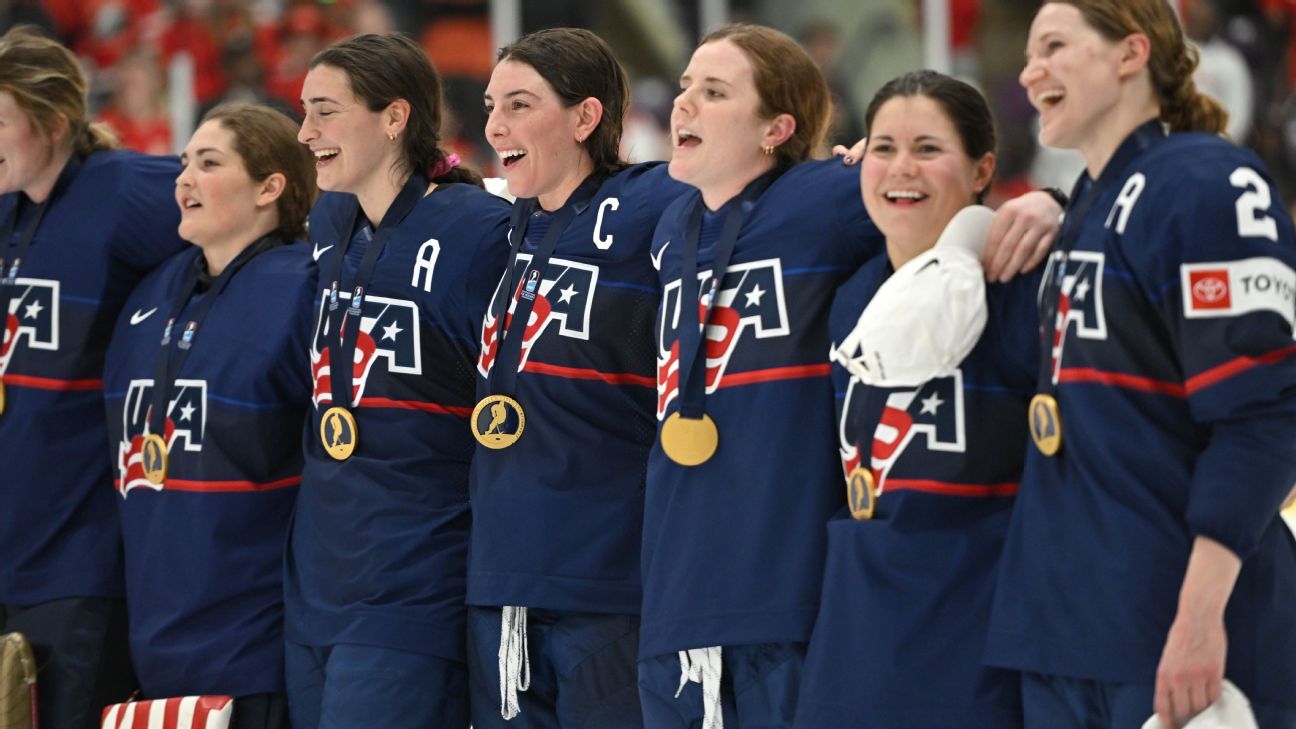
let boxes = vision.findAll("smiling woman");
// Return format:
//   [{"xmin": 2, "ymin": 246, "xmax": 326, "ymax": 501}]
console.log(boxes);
[
  {"xmin": 0, "ymin": 26, "xmax": 187, "ymax": 729},
  {"xmin": 283, "ymin": 32, "xmax": 511, "ymax": 729},
  {"xmin": 466, "ymin": 27, "xmax": 690, "ymax": 729},
  {"xmin": 102, "ymin": 102, "xmax": 317, "ymax": 729},
  {"xmin": 986, "ymin": 3, "xmax": 1296, "ymax": 729}
]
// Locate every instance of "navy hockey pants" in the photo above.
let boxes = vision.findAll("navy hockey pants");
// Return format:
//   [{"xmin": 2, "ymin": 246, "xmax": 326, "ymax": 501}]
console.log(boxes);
[
  {"xmin": 467, "ymin": 606, "xmax": 642, "ymax": 729},
  {"xmin": 284, "ymin": 641, "xmax": 468, "ymax": 729},
  {"xmin": 0, "ymin": 597, "xmax": 135, "ymax": 729},
  {"xmin": 1022, "ymin": 672, "xmax": 1296, "ymax": 729},
  {"xmin": 638, "ymin": 642, "xmax": 805, "ymax": 729}
]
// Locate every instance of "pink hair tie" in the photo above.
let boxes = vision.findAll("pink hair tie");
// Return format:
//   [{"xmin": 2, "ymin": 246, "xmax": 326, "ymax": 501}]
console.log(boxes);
[{"xmin": 428, "ymin": 153, "xmax": 461, "ymax": 179}]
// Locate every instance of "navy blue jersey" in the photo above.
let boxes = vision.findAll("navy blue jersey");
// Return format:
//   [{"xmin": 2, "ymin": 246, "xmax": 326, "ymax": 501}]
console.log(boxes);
[
  {"xmin": 468, "ymin": 163, "xmax": 690, "ymax": 615},
  {"xmin": 285, "ymin": 182, "xmax": 511, "ymax": 662},
  {"xmin": 104, "ymin": 243, "xmax": 315, "ymax": 698},
  {"xmin": 795, "ymin": 255, "xmax": 1039, "ymax": 728},
  {"xmin": 640, "ymin": 159, "xmax": 884, "ymax": 658},
  {"xmin": 0, "ymin": 150, "xmax": 185, "ymax": 604},
  {"xmin": 987, "ymin": 128, "xmax": 1296, "ymax": 709}
]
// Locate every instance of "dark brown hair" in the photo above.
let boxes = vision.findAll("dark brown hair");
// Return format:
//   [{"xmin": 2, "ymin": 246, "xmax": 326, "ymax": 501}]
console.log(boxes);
[
  {"xmin": 200, "ymin": 103, "xmax": 317, "ymax": 241},
  {"xmin": 699, "ymin": 23, "xmax": 831, "ymax": 170},
  {"xmin": 497, "ymin": 28, "xmax": 630, "ymax": 178},
  {"xmin": 0, "ymin": 25, "xmax": 118, "ymax": 156},
  {"xmin": 311, "ymin": 33, "xmax": 483, "ymax": 187},
  {"xmin": 864, "ymin": 70, "xmax": 997, "ymax": 203},
  {"xmin": 1046, "ymin": 0, "xmax": 1227, "ymax": 134}
]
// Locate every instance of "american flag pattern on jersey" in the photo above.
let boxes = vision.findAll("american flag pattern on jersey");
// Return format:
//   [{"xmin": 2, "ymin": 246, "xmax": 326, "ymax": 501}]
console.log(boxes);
[{"xmin": 100, "ymin": 696, "xmax": 233, "ymax": 729}]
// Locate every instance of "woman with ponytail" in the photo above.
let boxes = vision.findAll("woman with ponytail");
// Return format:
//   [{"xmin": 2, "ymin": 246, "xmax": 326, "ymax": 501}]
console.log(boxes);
[
  {"xmin": 987, "ymin": 2, "xmax": 1296, "ymax": 728},
  {"xmin": 0, "ymin": 26, "xmax": 186, "ymax": 729},
  {"xmin": 284, "ymin": 33, "xmax": 510, "ymax": 729}
]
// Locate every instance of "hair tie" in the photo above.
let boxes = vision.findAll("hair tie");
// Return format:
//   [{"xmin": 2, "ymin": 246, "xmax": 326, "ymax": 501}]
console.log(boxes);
[{"xmin": 428, "ymin": 153, "xmax": 461, "ymax": 179}]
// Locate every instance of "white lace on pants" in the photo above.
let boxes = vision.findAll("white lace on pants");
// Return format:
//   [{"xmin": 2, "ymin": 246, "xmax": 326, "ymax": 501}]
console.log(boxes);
[
  {"xmin": 498, "ymin": 606, "xmax": 531, "ymax": 720},
  {"xmin": 676, "ymin": 646, "xmax": 723, "ymax": 729}
]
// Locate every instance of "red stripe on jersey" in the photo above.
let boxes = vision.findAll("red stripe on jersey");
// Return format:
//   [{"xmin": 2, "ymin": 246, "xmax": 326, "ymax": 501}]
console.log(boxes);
[
  {"xmin": 113, "ymin": 476, "xmax": 301, "ymax": 493},
  {"xmin": 357, "ymin": 396, "xmax": 473, "ymax": 416},
  {"xmin": 715, "ymin": 363, "xmax": 832, "ymax": 389},
  {"xmin": 1057, "ymin": 368, "xmax": 1187, "ymax": 397},
  {"xmin": 523, "ymin": 360, "xmax": 655, "ymax": 388},
  {"xmin": 2, "ymin": 373, "xmax": 103, "ymax": 390},
  {"xmin": 884, "ymin": 478, "xmax": 1019, "ymax": 497},
  {"xmin": 1185, "ymin": 344, "xmax": 1296, "ymax": 395}
]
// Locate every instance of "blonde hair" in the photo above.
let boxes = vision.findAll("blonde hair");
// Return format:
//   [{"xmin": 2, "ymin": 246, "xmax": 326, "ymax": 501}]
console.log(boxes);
[{"xmin": 0, "ymin": 25, "xmax": 119, "ymax": 156}]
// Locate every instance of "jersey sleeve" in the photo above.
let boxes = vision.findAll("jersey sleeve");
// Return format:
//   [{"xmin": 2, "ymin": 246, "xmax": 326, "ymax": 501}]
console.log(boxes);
[
  {"xmin": 1149, "ymin": 149, "xmax": 1296, "ymax": 558},
  {"xmin": 108, "ymin": 154, "xmax": 187, "ymax": 272}
]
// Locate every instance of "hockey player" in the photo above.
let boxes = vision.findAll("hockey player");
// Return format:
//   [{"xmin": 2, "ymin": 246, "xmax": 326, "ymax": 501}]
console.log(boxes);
[
  {"xmin": 987, "ymin": 2, "xmax": 1296, "ymax": 728},
  {"xmin": 467, "ymin": 28, "xmax": 690, "ymax": 729},
  {"xmin": 0, "ymin": 26, "xmax": 186, "ymax": 728},
  {"xmin": 639, "ymin": 24, "xmax": 1062, "ymax": 728},
  {"xmin": 284, "ymin": 34, "xmax": 511, "ymax": 728},
  {"xmin": 794, "ymin": 70, "xmax": 1034, "ymax": 729},
  {"xmin": 104, "ymin": 103, "xmax": 316, "ymax": 728}
]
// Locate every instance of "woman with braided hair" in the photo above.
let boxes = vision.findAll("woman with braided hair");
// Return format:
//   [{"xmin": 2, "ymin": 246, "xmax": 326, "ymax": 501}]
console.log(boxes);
[{"xmin": 988, "ymin": 2, "xmax": 1296, "ymax": 727}]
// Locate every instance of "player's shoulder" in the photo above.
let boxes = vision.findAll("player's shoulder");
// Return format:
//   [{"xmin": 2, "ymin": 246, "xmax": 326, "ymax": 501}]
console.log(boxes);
[
  {"xmin": 829, "ymin": 256, "xmax": 890, "ymax": 343},
  {"xmin": 1137, "ymin": 132, "xmax": 1266, "ymax": 187},
  {"xmin": 80, "ymin": 149, "xmax": 178, "ymax": 187}
]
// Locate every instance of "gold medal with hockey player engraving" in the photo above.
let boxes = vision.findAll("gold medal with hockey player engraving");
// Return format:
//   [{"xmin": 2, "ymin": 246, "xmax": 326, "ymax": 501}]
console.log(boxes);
[
  {"xmin": 1029, "ymin": 394, "xmax": 1062, "ymax": 457},
  {"xmin": 847, "ymin": 467, "xmax": 876, "ymax": 520},
  {"xmin": 141, "ymin": 433, "xmax": 168, "ymax": 485},
  {"xmin": 660, "ymin": 412, "xmax": 718, "ymax": 466},
  {"xmin": 320, "ymin": 405, "xmax": 358, "ymax": 460},
  {"xmin": 472, "ymin": 394, "xmax": 525, "ymax": 449}
]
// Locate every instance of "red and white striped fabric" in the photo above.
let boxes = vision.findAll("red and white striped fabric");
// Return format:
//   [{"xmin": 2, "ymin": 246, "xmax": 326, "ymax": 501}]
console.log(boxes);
[{"xmin": 101, "ymin": 695, "xmax": 233, "ymax": 729}]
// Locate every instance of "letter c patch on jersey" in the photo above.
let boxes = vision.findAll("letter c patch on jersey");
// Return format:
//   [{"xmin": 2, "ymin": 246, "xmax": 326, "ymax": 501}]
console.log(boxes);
[{"xmin": 1181, "ymin": 257, "xmax": 1296, "ymax": 328}]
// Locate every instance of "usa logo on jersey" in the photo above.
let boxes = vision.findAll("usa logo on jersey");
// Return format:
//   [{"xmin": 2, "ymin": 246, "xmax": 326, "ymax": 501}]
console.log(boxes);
[
  {"xmin": 0, "ymin": 278, "xmax": 58, "ymax": 374},
  {"xmin": 117, "ymin": 378, "xmax": 207, "ymax": 496},
  {"xmin": 837, "ymin": 372, "xmax": 966, "ymax": 490},
  {"xmin": 477, "ymin": 254, "xmax": 598, "ymax": 377},
  {"xmin": 310, "ymin": 291, "xmax": 421, "ymax": 407},
  {"xmin": 656, "ymin": 259, "xmax": 789, "ymax": 418},
  {"xmin": 1043, "ymin": 251, "xmax": 1107, "ymax": 383}
]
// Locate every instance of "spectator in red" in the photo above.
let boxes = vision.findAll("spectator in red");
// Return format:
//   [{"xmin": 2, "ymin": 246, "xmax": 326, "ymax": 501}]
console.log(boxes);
[{"xmin": 97, "ymin": 46, "xmax": 171, "ymax": 154}]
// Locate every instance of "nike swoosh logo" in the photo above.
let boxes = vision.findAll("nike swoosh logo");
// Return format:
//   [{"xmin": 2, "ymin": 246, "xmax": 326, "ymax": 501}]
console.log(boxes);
[
  {"xmin": 130, "ymin": 308, "xmax": 157, "ymax": 325},
  {"xmin": 650, "ymin": 240, "xmax": 671, "ymax": 270},
  {"xmin": 313, "ymin": 243, "xmax": 334, "ymax": 261},
  {"xmin": 918, "ymin": 259, "xmax": 939, "ymax": 273}
]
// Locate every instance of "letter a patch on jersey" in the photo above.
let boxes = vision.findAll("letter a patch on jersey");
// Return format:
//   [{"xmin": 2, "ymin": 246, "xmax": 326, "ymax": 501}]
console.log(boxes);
[
  {"xmin": 656, "ymin": 259, "xmax": 790, "ymax": 418},
  {"xmin": 117, "ymin": 379, "xmax": 207, "ymax": 496}
]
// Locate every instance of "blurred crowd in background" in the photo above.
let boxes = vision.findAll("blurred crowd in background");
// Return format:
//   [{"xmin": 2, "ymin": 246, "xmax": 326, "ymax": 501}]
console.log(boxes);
[{"xmin": 2, "ymin": 0, "xmax": 1295, "ymax": 211}]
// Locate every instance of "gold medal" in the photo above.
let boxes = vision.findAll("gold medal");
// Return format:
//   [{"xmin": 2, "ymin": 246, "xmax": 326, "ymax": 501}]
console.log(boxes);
[
  {"xmin": 472, "ymin": 395, "xmax": 525, "ymax": 449},
  {"xmin": 0, "ymin": 378, "xmax": 5, "ymax": 416},
  {"xmin": 320, "ymin": 405, "xmax": 358, "ymax": 460},
  {"xmin": 847, "ymin": 467, "xmax": 876, "ymax": 521},
  {"xmin": 141, "ymin": 433, "xmax": 168, "ymax": 485},
  {"xmin": 1029, "ymin": 393, "xmax": 1063, "ymax": 457},
  {"xmin": 660, "ymin": 412, "xmax": 718, "ymax": 466}
]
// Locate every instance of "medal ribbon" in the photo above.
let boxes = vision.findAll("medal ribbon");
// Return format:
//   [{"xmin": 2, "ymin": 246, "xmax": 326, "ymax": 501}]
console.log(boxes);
[
  {"xmin": 148, "ymin": 235, "xmax": 281, "ymax": 437},
  {"xmin": 484, "ymin": 174, "xmax": 602, "ymax": 399},
  {"xmin": 321, "ymin": 173, "xmax": 428, "ymax": 411},
  {"xmin": 675, "ymin": 172, "xmax": 777, "ymax": 420},
  {"xmin": 0, "ymin": 156, "xmax": 82, "ymax": 354},
  {"xmin": 1035, "ymin": 120, "xmax": 1166, "ymax": 397}
]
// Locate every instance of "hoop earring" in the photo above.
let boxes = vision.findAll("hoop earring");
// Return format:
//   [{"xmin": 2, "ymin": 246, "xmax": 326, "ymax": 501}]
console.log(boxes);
[{"xmin": 761, "ymin": 145, "xmax": 775, "ymax": 156}]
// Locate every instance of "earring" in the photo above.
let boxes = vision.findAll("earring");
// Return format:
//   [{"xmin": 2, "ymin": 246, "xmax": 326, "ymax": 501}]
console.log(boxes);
[
  {"xmin": 761, "ymin": 145, "xmax": 775, "ymax": 156},
  {"xmin": 388, "ymin": 132, "xmax": 398, "ymax": 141}
]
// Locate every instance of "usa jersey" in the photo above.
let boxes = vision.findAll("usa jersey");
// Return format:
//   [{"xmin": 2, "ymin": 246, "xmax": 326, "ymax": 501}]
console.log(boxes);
[
  {"xmin": 468, "ymin": 163, "xmax": 689, "ymax": 615},
  {"xmin": 104, "ymin": 243, "xmax": 315, "ymax": 698},
  {"xmin": 986, "ymin": 125, "xmax": 1296, "ymax": 710},
  {"xmin": 284, "ymin": 183, "xmax": 511, "ymax": 662},
  {"xmin": 0, "ymin": 151, "xmax": 185, "ymax": 604},
  {"xmin": 640, "ymin": 159, "xmax": 884, "ymax": 658},
  {"xmin": 795, "ymin": 256, "xmax": 1039, "ymax": 729}
]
